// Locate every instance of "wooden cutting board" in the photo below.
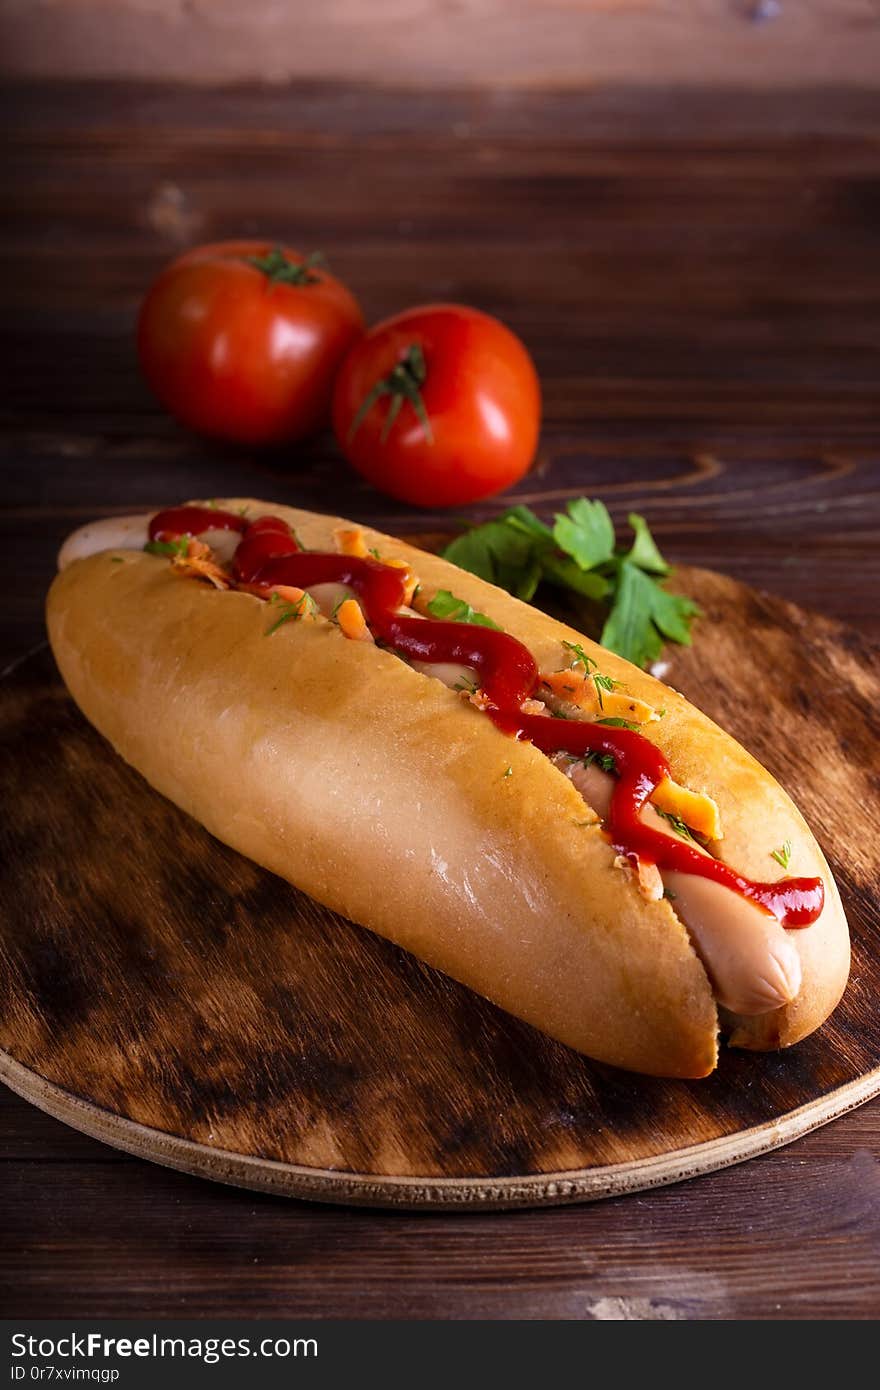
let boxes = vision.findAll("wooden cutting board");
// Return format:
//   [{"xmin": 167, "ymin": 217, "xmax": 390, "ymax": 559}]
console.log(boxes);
[{"xmin": 1, "ymin": 564, "xmax": 878, "ymax": 1210}]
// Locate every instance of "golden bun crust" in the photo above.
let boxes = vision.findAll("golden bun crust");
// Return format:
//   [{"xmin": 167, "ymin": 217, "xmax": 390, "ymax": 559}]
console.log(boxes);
[{"xmin": 45, "ymin": 499, "xmax": 849, "ymax": 1076}]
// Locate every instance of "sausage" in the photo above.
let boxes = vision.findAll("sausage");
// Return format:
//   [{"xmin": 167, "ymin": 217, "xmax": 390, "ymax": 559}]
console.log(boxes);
[
  {"xmin": 57, "ymin": 514, "xmax": 247, "ymax": 570},
  {"xmin": 58, "ymin": 514, "xmax": 152, "ymax": 569},
  {"xmin": 553, "ymin": 754, "xmax": 802, "ymax": 1016}
]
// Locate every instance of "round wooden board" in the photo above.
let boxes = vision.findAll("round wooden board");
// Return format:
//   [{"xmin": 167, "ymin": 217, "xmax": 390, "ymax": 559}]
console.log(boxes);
[{"xmin": 1, "ymin": 565, "xmax": 879, "ymax": 1210}]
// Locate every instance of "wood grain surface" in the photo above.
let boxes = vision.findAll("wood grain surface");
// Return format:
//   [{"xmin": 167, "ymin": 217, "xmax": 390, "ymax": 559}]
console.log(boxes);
[
  {"xmin": 5, "ymin": 1, "xmax": 880, "ymax": 88},
  {"xmin": 2, "ymin": 76, "xmax": 879, "ymax": 1316},
  {"xmin": 1, "ymin": 562, "xmax": 877, "ymax": 1207}
]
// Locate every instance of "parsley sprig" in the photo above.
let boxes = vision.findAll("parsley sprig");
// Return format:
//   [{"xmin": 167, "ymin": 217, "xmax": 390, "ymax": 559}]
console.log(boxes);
[
  {"xmin": 591, "ymin": 671, "xmax": 620, "ymax": 709},
  {"xmin": 144, "ymin": 536, "xmax": 190, "ymax": 558},
  {"xmin": 561, "ymin": 641, "xmax": 598, "ymax": 673},
  {"xmin": 654, "ymin": 807, "xmax": 697, "ymax": 841},
  {"xmin": 442, "ymin": 500, "xmax": 700, "ymax": 668},
  {"xmin": 559, "ymin": 640, "xmax": 621, "ymax": 709},
  {"xmin": 425, "ymin": 589, "xmax": 500, "ymax": 629},
  {"xmin": 582, "ymin": 750, "xmax": 617, "ymax": 774}
]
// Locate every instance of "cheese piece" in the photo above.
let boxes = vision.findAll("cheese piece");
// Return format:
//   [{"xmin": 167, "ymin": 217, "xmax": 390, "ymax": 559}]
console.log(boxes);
[{"xmin": 651, "ymin": 777, "xmax": 723, "ymax": 841}]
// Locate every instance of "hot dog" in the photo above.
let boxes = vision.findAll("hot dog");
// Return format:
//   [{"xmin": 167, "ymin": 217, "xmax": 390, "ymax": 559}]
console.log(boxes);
[{"xmin": 46, "ymin": 499, "xmax": 850, "ymax": 1077}]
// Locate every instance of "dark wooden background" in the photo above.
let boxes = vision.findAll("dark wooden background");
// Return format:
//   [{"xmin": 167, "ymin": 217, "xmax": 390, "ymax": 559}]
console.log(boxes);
[{"xmin": 2, "ymin": 79, "xmax": 879, "ymax": 1319}]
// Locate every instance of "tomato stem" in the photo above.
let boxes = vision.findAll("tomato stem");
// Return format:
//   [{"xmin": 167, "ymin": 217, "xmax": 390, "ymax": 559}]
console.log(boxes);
[
  {"xmin": 348, "ymin": 343, "xmax": 434, "ymax": 445},
  {"xmin": 244, "ymin": 246, "xmax": 325, "ymax": 286}
]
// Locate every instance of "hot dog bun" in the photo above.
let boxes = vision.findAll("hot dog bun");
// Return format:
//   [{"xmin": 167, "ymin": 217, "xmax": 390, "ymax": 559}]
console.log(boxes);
[{"xmin": 46, "ymin": 500, "xmax": 849, "ymax": 1078}]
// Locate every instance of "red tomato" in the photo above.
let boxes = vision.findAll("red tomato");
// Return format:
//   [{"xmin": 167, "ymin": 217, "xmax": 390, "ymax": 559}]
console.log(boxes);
[
  {"xmin": 137, "ymin": 240, "xmax": 364, "ymax": 445},
  {"xmin": 332, "ymin": 304, "xmax": 541, "ymax": 507}
]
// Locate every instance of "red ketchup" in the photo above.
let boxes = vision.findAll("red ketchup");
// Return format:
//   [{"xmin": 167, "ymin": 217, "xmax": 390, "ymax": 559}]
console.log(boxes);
[
  {"xmin": 148, "ymin": 506, "xmax": 248, "ymax": 541},
  {"xmin": 151, "ymin": 507, "xmax": 825, "ymax": 929}
]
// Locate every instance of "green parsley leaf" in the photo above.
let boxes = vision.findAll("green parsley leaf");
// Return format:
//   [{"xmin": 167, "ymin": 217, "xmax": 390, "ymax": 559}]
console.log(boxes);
[
  {"xmin": 443, "ymin": 520, "xmax": 543, "ymax": 601},
  {"xmin": 426, "ymin": 589, "xmax": 501, "ymax": 630},
  {"xmin": 552, "ymin": 498, "xmax": 615, "ymax": 571},
  {"xmin": 441, "ymin": 499, "xmax": 699, "ymax": 669},
  {"xmin": 595, "ymin": 716, "xmax": 640, "ymax": 731},
  {"xmin": 539, "ymin": 553, "xmax": 611, "ymax": 602},
  {"xmin": 649, "ymin": 581, "xmax": 701, "ymax": 646},
  {"xmin": 144, "ymin": 536, "xmax": 189, "ymax": 558},
  {"xmin": 499, "ymin": 505, "xmax": 553, "ymax": 543},
  {"xmin": 600, "ymin": 561, "xmax": 700, "ymax": 669},
  {"xmin": 654, "ymin": 807, "xmax": 697, "ymax": 841},
  {"xmin": 583, "ymin": 750, "xmax": 617, "ymax": 774},
  {"xmin": 504, "ymin": 506, "xmax": 609, "ymax": 597},
  {"xmin": 599, "ymin": 563, "xmax": 662, "ymax": 669},
  {"xmin": 502, "ymin": 766, "xmax": 513, "ymax": 779},
  {"xmin": 771, "ymin": 840, "xmax": 793, "ymax": 870},
  {"xmin": 623, "ymin": 512, "xmax": 670, "ymax": 576}
]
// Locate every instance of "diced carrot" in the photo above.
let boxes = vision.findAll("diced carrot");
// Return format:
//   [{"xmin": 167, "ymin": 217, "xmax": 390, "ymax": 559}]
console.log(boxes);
[
  {"xmin": 337, "ymin": 598, "xmax": 374, "ymax": 643},
  {"xmin": 537, "ymin": 670, "xmax": 657, "ymax": 724},
  {"xmin": 333, "ymin": 526, "xmax": 369, "ymax": 558},
  {"xmin": 269, "ymin": 584, "xmax": 308, "ymax": 606},
  {"xmin": 171, "ymin": 540, "xmax": 231, "ymax": 590},
  {"xmin": 186, "ymin": 539, "xmax": 213, "ymax": 561},
  {"xmin": 538, "ymin": 670, "xmax": 593, "ymax": 705},
  {"xmin": 237, "ymin": 582, "xmax": 307, "ymax": 604}
]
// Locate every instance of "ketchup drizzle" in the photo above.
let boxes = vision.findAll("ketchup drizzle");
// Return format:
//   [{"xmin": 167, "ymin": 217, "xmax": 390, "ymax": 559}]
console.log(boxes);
[
  {"xmin": 151, "ymin": 506, "xmax": 825, "ymax": 929},
  {"xmin": 149, "ymin": 506, "xmax": 247, "ymax": 542}
]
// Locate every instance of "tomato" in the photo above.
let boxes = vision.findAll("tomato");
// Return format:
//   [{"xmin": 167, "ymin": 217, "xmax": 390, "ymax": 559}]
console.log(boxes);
[
  {"xmin": 331, "ymin": 304, "xmax": 541, "ymax": 507},
  {"xmin": 137, "ymin": 240, "xmax": 364, "ymax": 445}
]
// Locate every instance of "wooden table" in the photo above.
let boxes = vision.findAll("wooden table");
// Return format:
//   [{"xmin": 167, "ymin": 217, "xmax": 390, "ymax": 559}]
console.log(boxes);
[{"xmin": 2, "ymin": 80, "xmax": 879, "ymax": 1320}]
